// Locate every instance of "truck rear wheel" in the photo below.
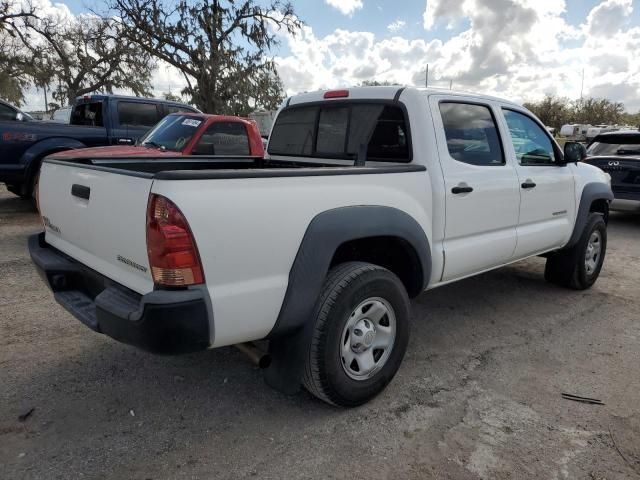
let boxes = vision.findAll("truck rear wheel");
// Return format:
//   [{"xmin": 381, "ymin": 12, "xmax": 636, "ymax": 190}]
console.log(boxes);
[
  {"xmin": 545, "ymin": 213, "xmax": 607, "ymax": 290},
  {"xmin": 302, "ymin": 262, "xmax": 410, "ymax": 407}
]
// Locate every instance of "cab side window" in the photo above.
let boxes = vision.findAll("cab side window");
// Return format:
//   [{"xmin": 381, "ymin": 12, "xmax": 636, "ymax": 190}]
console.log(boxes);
[
  {"xmin": 503, "ymin": 109, "xmax": 557, "ymax": 165},
  {"xmin": 70, "ymin": 102, "xmax": 104, "ymax": 127},
  {"xmin": 439, "ymin": 102, "xmax": 504, "ymax": 166},
  {"xmin": 117, "ymin": 102, "xmax": 160, "ymax": 128}
]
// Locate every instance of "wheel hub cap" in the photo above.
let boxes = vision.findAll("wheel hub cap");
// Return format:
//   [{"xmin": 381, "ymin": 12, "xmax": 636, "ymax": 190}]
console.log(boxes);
[
  {"xmin": 585, "ymin": 231, "xmax": 602, "ymax": 275},
  {"xmin": 340, "ymin": 297, "xmax": 397, "ymax": 381},
  {"xmin": 351, "ymin": 318, "xmax": 376, "ymax": 353}
]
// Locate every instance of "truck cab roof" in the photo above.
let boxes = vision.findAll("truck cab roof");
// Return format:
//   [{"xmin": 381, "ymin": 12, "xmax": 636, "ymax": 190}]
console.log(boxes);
[
  {"xmin": 286, "ymin": 86, "xmax": 522, "ymax": 110},
  {"xmin": 74, "ymin": 93, "xmax": 200, "ymax": 112}
]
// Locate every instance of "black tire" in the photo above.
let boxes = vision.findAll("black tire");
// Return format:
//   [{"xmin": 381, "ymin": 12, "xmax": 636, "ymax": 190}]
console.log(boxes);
[
  {"xmin": 29, "ymin": 166, "xmax": 40, "ymax": 209},
  {"xmin": 5, "ymin": 184, "xmax": 22, "ymax": 196},
  {"xmin": 8, "ymin": 165, "xmax": 40, "ymax": 201},
  {"xmin": 302, "ymin": 261, "xmax": 410, "ymax": 407},
  {"xmin": 545, "ymin": 213, "xmax": 607, "ymax": 290}
]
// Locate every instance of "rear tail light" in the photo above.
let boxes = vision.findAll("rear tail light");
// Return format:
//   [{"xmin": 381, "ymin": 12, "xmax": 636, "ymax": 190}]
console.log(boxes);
[{"xmin": 146, "ymin": 194, "xmax": 204, "ymax": 287}]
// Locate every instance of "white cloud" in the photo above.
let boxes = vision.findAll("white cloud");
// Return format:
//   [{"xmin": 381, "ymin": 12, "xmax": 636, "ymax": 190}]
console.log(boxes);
[
  {"xmin": 585, "ymin": 0, "xmax": 632, "ymax": 36},
  {"xmin": 387, "ymin": 20, "xmax": 406, "ymax": 33},
  {"xmin": 325, "ymin": 0, "xmax": 363, "ymax": 16},
  {"xmin": 274, "ymin": 0, "xmax": 640, "ymax": 111}
]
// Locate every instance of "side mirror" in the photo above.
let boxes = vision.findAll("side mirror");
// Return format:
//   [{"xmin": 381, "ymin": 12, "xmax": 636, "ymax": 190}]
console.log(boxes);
[
  {"xmin": 15, "ymin": 112, "xmax": 24, "ymax": 122},
  {"xmin": 564, "ymin": 142, "xmax": 587, "ymax": 164}
]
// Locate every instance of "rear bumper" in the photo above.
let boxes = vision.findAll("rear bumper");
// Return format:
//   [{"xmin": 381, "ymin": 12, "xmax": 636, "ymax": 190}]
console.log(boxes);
[{"xmin": 28, "ymin": 233, "xmax": 211, "ymax": 354}]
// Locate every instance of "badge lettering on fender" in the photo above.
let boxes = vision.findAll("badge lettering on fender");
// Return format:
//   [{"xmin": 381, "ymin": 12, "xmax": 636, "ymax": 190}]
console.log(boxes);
[{"xmin": 117, "ymin": 255, "xmax": 148, "ymax": 273}]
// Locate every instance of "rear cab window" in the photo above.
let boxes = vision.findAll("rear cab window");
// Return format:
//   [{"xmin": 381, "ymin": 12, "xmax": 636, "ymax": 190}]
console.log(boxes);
[{"xmin": 268, "ymin": 102, "xmax": 411, "ymax": 162}]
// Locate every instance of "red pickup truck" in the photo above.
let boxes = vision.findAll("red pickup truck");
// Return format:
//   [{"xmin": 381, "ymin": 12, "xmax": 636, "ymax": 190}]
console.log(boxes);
[{"xmin": 54, "ymin": 113, "xmax": 264, "ymax": 160}]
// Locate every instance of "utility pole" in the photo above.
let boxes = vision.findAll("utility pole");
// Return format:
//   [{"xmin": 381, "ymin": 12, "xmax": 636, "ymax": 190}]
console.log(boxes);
[
  {"xmin": 425, "ymin": 64, "xmax": 429, "ymax": 88},
  {"xmin": 580, "ymin": 69, "xmax": 584, "ymax": 101},
  {"xmin": 449, "ymin": 79, "xmax": 453, "ymax": 90},
  {"xmin": 42, "ymin": 83, "xmax": 48, "ymax": 117}
]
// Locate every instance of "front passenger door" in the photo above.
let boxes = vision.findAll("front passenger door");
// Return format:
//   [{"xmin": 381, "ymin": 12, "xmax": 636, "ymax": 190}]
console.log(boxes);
[{"xmin": 501, "ymin": 109, "xmax": 576, "ymax": 258}]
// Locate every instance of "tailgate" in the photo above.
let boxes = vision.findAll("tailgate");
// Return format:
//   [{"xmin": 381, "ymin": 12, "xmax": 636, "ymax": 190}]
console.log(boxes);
[{"xmin": 38, "ymin": 160, "xmax": 155, "ymax": 294}]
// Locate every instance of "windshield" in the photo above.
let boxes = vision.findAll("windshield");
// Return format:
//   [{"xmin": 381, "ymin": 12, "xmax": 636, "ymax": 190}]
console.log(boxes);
[
  {"xmin": 140, "ymin": 114, "xmax": 204, "ymax": 152},
  {"xmin": 588, "ymin": 137, "xmax": 640, "ymax": 156}
]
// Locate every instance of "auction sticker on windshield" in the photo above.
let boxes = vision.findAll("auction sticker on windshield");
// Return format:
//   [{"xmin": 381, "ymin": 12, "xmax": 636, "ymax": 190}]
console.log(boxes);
[{"xmin": 182, "ymin": 119, "xmax": 202, "ymax": 127}]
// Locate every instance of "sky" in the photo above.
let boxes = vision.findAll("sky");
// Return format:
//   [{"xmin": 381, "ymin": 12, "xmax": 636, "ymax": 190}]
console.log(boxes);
[{"xmin": 21, "ymin": 0, "xmax": 640, "ymax": 112}]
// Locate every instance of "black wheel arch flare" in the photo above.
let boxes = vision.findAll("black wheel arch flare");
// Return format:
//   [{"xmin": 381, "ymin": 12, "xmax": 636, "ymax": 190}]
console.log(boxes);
[
  {"xmin": 564, "ymin": 182, "xmax": 614, "ymax": 250},
  {"xmin": 264, "ymin": 205, "xmax": 431, "ymax": 394}
]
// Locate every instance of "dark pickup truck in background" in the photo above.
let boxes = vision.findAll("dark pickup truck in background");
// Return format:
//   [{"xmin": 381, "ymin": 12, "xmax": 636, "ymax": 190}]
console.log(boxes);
[{"xmin": 0, "ymin": 94, "xmax": 198, "ymax": 199}]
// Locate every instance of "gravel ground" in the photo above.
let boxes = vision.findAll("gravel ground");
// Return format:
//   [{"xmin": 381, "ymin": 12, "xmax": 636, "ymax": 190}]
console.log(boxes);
[{"xmin": 1, "ymin": 184, "xmax": 639, "ymax": 480}]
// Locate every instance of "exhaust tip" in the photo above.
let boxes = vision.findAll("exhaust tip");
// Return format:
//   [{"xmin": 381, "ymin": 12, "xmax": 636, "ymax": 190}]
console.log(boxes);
[
  {"xmin": 234, "ymin": 342, "xmax": 271, "ymax": 369},
  {"xmin": 257, "ymin": 354, "xmax": 272, "ymax": 369}
]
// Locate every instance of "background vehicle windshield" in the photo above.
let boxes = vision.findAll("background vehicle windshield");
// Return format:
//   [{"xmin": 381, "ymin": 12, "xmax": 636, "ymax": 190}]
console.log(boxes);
[
  {"xmin": 588, "ymin": 136, "xmax": 640, "ymax": 156},
  {"xmin": 140, "ymin": 115, "xmax": 204, "ymax": 152}
]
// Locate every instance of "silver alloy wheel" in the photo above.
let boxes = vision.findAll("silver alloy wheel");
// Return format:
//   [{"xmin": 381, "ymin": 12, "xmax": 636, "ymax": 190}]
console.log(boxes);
[
  {"xmin": 340, "ymin": 297, "xmax": 396, "ymax": 381},
  {"xmin": 585, "ymin": 230, "xmax": 602, "ymax": 275}
]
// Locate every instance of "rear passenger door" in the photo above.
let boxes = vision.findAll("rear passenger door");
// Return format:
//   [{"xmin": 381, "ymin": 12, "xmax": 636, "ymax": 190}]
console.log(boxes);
[
  {"xmin": 430, "ymin": 98, "xmax": 520, "ymax": 281},
  {"xmin": 500, "ymin": 108, "xmax": 576, "ymax": 257}
]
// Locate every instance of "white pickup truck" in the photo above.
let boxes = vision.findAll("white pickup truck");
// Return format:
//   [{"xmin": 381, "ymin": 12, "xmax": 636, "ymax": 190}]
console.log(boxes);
[{"xmin": 30, "ymin": 86, "xmax": 612, "ymax": 406}]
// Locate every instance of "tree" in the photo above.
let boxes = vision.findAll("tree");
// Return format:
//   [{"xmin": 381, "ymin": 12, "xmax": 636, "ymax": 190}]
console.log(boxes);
[
  {"xmin": 524, "ymin": 95, "xmax": 629, "ymax": 130},
  {"xmin": 0, "ymin": 1, "xmax": 36, "ymax": 105},
  {"xmin": 0, "ymin": 0, "xmax": 35, "ymax": 34},
  {"xmin": 110, "ymin": 0, "xmax": 301, "ymax": 114},
  {"xmin": 23, "ymin": 14, "xmax": 155, "ymax": 105},
  {"xmin": 523, "ymin": 95, "xmax": 571, "ymax": 131},
  {"xmin": 572, "ymin": 97, "xmax": 624, "ymax": 126},
  {"xmin": 620, "ymin": 111, "xmax": 640, "ymax": 128}
]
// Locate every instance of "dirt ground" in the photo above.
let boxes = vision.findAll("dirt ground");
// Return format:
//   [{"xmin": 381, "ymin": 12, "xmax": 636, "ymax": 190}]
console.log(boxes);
[{"xmin": 1, "ymin": 184, "xmax": 639, "ymax": 480}]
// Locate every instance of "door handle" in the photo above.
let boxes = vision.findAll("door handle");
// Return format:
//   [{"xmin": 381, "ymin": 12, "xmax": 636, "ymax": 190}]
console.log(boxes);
[
  {"xmin": 117, "ymin": 138, "xmax": 133, "ymax": 145},
  {"xmin": 521, "ymin": 181, "xmax": 537, "ymax": 189},
  {"xmin": 452, "ymin": 185, "xmax": 473, "ymax": 194},
  {"xmin": 71, "ymin": 184, "xmax": 90, "ymax": 200}
]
